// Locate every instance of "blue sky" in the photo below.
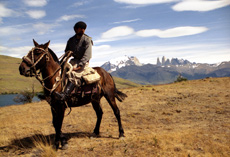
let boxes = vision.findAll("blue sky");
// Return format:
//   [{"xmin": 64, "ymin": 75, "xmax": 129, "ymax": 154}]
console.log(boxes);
[{"xmin": 0, "ymin": 0, "xmax": 230, "ymax": 66}]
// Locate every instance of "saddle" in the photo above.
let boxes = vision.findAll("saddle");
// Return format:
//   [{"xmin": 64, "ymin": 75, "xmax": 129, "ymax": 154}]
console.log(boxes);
[
  {"xmin": 64, "ymin": 63, "xmax": 100, "ymax": 97},
  {"xmin": 58, "ymin": 52, "xmax": 100, "ymax": 98},
  {"xmin": 72, "ymin": 81, "xmax": 98, "ymax": 96}
]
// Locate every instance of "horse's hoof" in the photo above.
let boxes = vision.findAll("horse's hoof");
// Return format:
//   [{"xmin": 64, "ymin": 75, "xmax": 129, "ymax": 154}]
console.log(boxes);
[
  {"xmin": 119, "ymin": 136, "xmax": 125, "ymax": 140},
  {"xmin": 61, "ymin": 144, "xmax": 68, "ymax": 150},
  {"xmin": 90, "ymin": 133, "xmax": 99, "ymax": 139},
  {"xmin": 119, "ymin": 134, "xmax": 125, "ymax": 139},
  {"xmin": 52, "ymin": 144, "xmax": 59, "ymax": 151}
]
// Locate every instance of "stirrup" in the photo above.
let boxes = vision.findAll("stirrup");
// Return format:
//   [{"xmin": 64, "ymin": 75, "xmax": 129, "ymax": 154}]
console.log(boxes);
[{"xmin": 54, "ymin": 92, "xmax": 66, "ymax": 101}]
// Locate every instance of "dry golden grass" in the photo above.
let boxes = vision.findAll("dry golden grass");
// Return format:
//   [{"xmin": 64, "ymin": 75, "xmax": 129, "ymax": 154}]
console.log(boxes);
[{"xmin": 0, "ymin": 77, "xmax": 230, "ymax": 156}]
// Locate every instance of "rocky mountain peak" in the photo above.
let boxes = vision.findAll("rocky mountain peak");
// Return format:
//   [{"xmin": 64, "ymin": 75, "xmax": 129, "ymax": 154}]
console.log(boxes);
[
  {"xmin": 157, "ymin": 56, "xmax": 195, "ymax": 67},
  {"xmin": 101, "ymin": 55, "xmax": 142, "ymax": 72}
]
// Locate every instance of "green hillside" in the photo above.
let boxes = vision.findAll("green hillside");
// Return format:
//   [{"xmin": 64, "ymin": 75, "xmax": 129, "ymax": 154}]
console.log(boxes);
[
  {"xmin": 0, "ymin": 55, "xmax": 43, "ymax": 94},
  {"xmin": 0, "ymin": 55, "xmax": 140, "ymax": 94},
  {"xmin": 113, "ymin": 76, "xmax": 141, "ymax": 89}
]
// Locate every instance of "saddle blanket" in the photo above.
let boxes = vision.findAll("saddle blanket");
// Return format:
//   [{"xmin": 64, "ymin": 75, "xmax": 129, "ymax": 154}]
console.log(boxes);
[{"xmin": 72, "ymin": 83, "xmax": 98, "ymax": 95}]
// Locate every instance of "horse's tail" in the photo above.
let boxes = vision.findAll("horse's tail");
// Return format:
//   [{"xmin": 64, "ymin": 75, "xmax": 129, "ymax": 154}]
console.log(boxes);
[
  {"xmin": 115, "ymin": 88, "xmax": 127, "ymax": 102},
  {"xmin": 109, "ymin": 74, "xmax": 127, "ymax": 102}
]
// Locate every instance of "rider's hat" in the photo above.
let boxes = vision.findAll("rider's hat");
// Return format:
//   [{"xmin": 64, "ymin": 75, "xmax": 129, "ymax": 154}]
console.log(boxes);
[{"xmin": 74, "ymin": 21, "xmax": 87, "ymax": 30}]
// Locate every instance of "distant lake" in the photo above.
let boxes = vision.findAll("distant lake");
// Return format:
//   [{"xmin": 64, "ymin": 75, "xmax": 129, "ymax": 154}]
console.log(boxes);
[{"xmin": 0, "ymin": 94, "xmax": 40, "ymax": 107}]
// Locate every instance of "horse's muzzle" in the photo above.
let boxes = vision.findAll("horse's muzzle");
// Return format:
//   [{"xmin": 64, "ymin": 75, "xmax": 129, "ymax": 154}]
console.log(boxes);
[{"xmin": 19, "ymin": 62, "xmax": 31, "ymax": 77}]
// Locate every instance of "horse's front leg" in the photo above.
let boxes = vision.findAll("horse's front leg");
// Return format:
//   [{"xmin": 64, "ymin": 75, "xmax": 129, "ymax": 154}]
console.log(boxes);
[{"xmin": 51, "ymin": 104, "xmax": 68, "ymax": 150}]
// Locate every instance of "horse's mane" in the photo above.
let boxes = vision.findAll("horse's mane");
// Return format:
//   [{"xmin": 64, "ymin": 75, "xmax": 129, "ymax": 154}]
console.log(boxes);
[{"xmin": 48, "ymin": 48, "xmax": 60, "ymax": 64}]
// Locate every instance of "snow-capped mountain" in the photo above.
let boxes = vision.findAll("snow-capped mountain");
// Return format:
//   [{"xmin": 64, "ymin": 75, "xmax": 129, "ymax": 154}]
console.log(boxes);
[
  {"xmin": 100, "ymin": 56, "xmax": 230, "ymax": 85},
  {"xmin": 101, "ymin": 56, "xmax": 142, "ymax": 72}
]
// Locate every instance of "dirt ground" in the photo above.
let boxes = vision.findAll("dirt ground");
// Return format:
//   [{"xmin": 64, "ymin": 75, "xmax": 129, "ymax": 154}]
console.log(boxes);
[{"xmin": 0, "ymin": 77, "xmax": 230, "ymax": 156}]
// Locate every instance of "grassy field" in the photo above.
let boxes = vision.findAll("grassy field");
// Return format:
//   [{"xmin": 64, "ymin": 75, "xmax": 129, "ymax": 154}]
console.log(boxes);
[
  {"xmin": 0, "ymin": 55, "xmax": 140, "ymax": 94},
  {"xmin": 0, "ymin": 55, "xmax": 43, "ymax": 94},
  {"xmin": 0, "ymin": 77, "xmax": 229, "ymax": 156}
]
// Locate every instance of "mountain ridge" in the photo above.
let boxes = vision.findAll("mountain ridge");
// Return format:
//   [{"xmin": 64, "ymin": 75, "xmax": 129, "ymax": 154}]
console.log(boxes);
[{"xmin": 101, "ymin": 56, "xmax": 230, "ymax": 85}]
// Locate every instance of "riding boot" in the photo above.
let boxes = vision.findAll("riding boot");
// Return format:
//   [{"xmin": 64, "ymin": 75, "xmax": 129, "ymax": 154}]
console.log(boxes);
[{"xmin": 55, "ymin": 81, "xmax": 76, "ymax": 101}]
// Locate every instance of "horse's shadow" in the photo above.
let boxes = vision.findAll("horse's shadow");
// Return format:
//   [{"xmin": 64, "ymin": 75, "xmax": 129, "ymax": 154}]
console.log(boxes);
[{"xmin": 0, "ymin": 131, "xmax": 118, "ymax": 152}]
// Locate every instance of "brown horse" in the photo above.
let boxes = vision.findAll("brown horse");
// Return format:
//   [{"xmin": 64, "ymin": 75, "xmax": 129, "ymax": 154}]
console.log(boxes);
[{"xmin": 19, "ymin": 40, "xmax": 127, "ymax": 150}]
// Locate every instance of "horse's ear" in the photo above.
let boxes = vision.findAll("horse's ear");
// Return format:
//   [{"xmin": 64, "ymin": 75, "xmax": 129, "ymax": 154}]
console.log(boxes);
[
  {"xmin": 44, "ymin": 40, "xmax": 50, "ymax": 49},
  {"xmin": 33, "ymin": 39, "xmax": 39, "ymax": 47}
]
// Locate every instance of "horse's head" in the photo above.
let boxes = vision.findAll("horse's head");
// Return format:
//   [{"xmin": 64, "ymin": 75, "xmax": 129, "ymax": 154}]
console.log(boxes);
[{"xmin": 19, "ymin": 39, "xmax": 50, "ymax": 77}]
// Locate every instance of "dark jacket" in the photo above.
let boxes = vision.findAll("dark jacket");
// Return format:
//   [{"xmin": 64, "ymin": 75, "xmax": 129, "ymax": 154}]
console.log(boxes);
[{"xmin": 65, "ymin": 34, "xmax": 92, "ymax": 67}]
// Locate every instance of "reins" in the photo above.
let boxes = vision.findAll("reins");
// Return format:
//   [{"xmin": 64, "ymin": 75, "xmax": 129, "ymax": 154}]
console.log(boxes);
[
  {"xmin": 22, "ymin": 48, "xmax": 73, "ymax": 115},
  {"xmin": 22, "ymin": 47, "xmax": 63, "ymax": 94},
  {"xmin": 35, "ymin": 67, "xmax": 61, "ymax": 93}
]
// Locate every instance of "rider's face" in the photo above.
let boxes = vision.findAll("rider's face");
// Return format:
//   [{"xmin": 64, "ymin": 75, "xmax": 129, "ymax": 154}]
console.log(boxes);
[{"xmin": 75, "ymin": 28, "xmax": 85, "ymax": 36}]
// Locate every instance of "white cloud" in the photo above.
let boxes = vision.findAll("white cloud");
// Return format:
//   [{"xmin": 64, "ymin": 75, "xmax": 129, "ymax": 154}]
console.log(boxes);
[
  {"xmin": 0, "ymin": 25, "xmax": 32, "ymax": 36},
  {"xmin": 0, "ymin": 3, "xmax": 14, "ymax": 17},
  {"xmin": 33, "ymin": 22, "xmax": 55, "ymax": 35},
  {"xmin": 114, "ymin": 0, "xmax": 230, "ymax": 11},
  {"xmin": 23, "ymin": 0, "xmax": 48, "ymax": 7},
  {"xmin": 0, "ymin": 26, "xmax": 18, "ymax": 36},
  {"xmin": 0, "ymin": 3, "xmax": 16, "ymax": 23},
  {"xmin": 136, "ymin": 26, "xmax": 208, "ymax": 38},
  {"xmin": 112, "ymin": 18, "xmax": 141, "ymax": 24},
  {"xmin": 0, "ymin": 45, "xmax": 32, "ymax": 58},
  {"xmin": 49, "ymin": 43, "xmax": 66, "ymax": 57},
  {"xmin": 172, "ymin": 0, "xmax": 230, "ymax": 12},
  {"xmin": 73, "ymin": 2, "xmax": 85, "ymax": 7},
  {"xmin": 0, "ymin": 43, "xmax": 65, "ymax": 58},
  {"xmin": 114, "ymin": 0, "xmax": 178, "ymax": 5},
  {"xmin": 72, "ymin": 1, "xmax": 89, "ymax": 7},
  {"xmin": 95, "ymin": 26, "xmax": 208, "ymax": 44},
  {"xmin": 26, "ymin": 10, "xmax": 46, "ymax": 19},
  {"xmin": 90, "ymin": 45, "xmax": 117, "ymax": 66},
  {"xmin": 90, "ymin": 43, "xmax": 230, "ymax": 67},
  {"xmin": 1, "ymin": 42, "xmax": 229, "ymax": 67},
  {"xmin": 93, "ymin": 45, "xmax": 111, "ymax": 51},
  {"xmin": 57, "ymin": 14, "xmax": 86, "ymax": 22},
  {"xmin": 101, "ymin": 26, "xmax": 135, "ymax": 39}
]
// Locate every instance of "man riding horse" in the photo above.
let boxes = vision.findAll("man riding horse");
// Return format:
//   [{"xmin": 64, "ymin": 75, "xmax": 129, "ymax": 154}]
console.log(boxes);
[
  {"xmin": 19, "ymin": 23, "xmax": 127, "ymax": 149},
  {"xmin": 55, "ymin": 21, "xmax": 93, "ymax": 101}
]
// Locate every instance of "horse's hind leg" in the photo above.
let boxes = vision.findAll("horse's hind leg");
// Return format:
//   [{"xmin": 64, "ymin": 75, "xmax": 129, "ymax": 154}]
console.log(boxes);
[
  {"xmin": 91, "ymin": 101, "xmax": 103, "ymax": 136},
  {"xmin": 105, "ymin": 95, "xmax": 125, "ymax": 138}
]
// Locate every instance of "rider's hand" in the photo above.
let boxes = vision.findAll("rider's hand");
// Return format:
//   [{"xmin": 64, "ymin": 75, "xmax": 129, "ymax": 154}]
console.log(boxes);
[{"xmin": 73, "ymin": 65, "xmax": 82, "ymax": 71}]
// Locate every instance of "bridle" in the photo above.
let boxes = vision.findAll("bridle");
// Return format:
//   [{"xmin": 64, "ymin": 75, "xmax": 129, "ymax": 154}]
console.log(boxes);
[
  {"xmin": 22, "ymin": 47, "xmax": 50, "ymax": 76},
  {"xmin": 22, "ymin": 46, "xmax": 73, "ymax": 115},
  {"xmin": 22, "ymin": 47, "xmax": 61, "ymax": 93}
]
